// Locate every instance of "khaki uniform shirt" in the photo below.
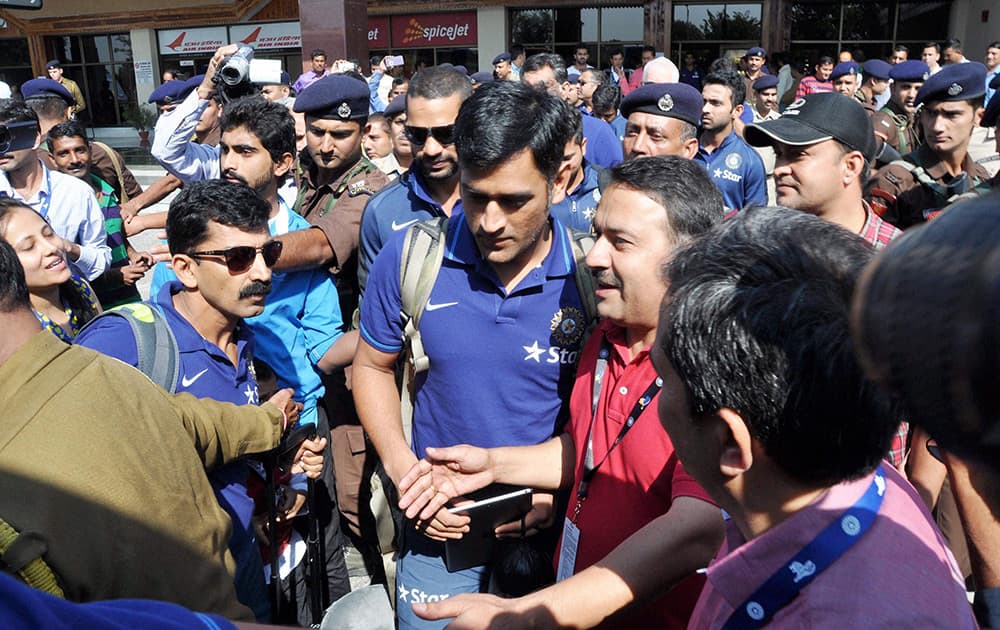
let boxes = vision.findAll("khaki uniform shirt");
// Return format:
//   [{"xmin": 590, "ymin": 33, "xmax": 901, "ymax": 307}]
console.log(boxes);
[
  {"xmin": 869, "ymin": 100, "xmax": 921, "ymax": 156},
  {"xmin": 866, "ymin": 144, "xmax": 992, "ymax": 228},
  {"xmin": 60, "ymin": 77, "xmax": 86, "ymax": 115},
  {"xmin": 0, "ymin": 331, "xmax": 282, "ymax": 619}
]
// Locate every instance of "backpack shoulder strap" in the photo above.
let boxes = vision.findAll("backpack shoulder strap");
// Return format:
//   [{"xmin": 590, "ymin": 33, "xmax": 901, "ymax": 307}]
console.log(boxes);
[
  {"xmin": 566, "ymin": 227, "xmax": 598, "ymax": 333},
  {"xmin": 92, "ymin": 141, "xmax": 127, "ymax": 204},
  {"xmin": 397, "ymin": 216, "xmax": 448, "ymax": 446},
  {"xmin": 81, "ymin": 303, "xmax": 180, "ymax": 393},
  {"xmin": 399, "ymin": 216, "xmax": 448, "ymax": 375}
]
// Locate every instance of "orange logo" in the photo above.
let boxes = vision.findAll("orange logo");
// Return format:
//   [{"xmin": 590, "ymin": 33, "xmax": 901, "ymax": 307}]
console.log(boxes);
[
  {"xmin": 240, "ymin": 26, "xmax": 262, "ymax": 45},
  {"xmin": 402, "ymin": 18, "xmax": 425, "ymax": 45},
  {"xmin": 165, "ymin": 32, "xmax": 186, "ymax": 51}
]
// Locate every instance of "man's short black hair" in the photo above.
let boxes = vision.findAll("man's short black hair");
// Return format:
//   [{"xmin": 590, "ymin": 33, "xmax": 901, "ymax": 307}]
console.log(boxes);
[
  {"xmin": 510, "ymin": 44, "xmax": 525, "ymax": 59},
  {"xmin": 24, "ymin": 93, "xmax": 69, "ymax": 123},
  {"xmin": 46, "ymin": 120, "xmax": 88, "ymax": 151},
  {"xmin": 0, "ymin": 206, "xmax": 33, "ymax": 312},
  {"xmin": 219, "ymin": 96, "xmax": 295, "ymax": 164},
  {"xmin": 924, "ymin": 42, "xmax": 941, "ymax": 53},
  {"xmin": 310, "ymin": 49, "xmax": 327, "ymax": 60},
  {"xmin": 454, "ymin": 80, "xmax": 569, "ymax": 184},
  {"xmin": 523, "ymin": 53, "xmax": 568, "ymax": 84},
  {"xmin": 893, "ymin": 44, "xmax": 909, "ymax": 54},
  {"xmin": 662, "ymin": 206, "xmax": 899, "ymax": 487},
  {"xmin": 990, "ymin": 41, "xmax": 1000, "ymax": 51},
  {"xmin": 591, "ymin": 83, "xmax": 621, "ymax": 116},
  {"xmin": 944, "ymin": 38, "xmax": 962, "ymax": 53},
  {"xmin": 816, "ymin": 55, "xmax": 835, "ymax": 67},
  {"xmin": 408, "ymin": 66, "xmax": 473, "ymax": 101},
  {"xmin": 167, "ymin": 180, "xmax": 270, "ymax": 255},
  {"xmin": 575, "ymin": 43, "xmax": 588, "ymax": 53},
  {"xmin": 642, "ymin": 45, "xmax": 656, "ymax": 56},
  {"xmin": 0, "ymin": 100, "xmax": 38, "ymax": 125},
  {"xmin": 703, "ymin": 69, "xmax": 745, "ymax": 108},
  {"xmin": 608, "ymin": 156, "xmax": 722, "ymax": 245}
]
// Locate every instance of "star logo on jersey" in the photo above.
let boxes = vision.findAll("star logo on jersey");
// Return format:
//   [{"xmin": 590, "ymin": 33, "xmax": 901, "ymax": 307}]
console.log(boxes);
[
  {"xmin": 244, "ymin": 383, "xmax": 259, "ymax": 405},
  {"xmin": 523, "ymin": 340, "xmax": 546, "ymax": 362},
  {"xmin": 398, "ymin": 583, "xmax": 410, "ymax": 602}
]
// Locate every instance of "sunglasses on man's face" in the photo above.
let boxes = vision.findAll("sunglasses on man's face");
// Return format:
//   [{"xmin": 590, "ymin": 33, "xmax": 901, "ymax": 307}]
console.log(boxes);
[
  {"xmin": 187, "ymin": 240, "xmax": 283, "ymax": 274},
  {"xmin": 404, "ymin": 124, "xmax": 456, "ymax": 147}
]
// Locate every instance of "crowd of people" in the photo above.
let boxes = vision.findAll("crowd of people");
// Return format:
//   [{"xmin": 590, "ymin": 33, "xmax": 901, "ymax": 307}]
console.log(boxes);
[{"xmin": 1, "ymin": 36, "xmax": 1000, "ymax": 630}]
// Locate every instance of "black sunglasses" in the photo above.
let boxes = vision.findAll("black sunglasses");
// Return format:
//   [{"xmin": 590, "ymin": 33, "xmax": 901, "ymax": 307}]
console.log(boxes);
[
  {"xmin": 187, "ymin": 240, "xmax": 283, "ymax": 274},
  {"xmin": 404, "ymin": 124, "xmax": 456, "ymax": 147}
]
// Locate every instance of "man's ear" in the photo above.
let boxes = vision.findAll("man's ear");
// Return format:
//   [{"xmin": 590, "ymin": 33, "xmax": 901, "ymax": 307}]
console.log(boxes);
[
  {"xmin": 549, "ymin": 158, "xmax": 573, "ymax": 205},
  {"xmin": 172, "ymin": 254, "xmax": 199, "ymax": 289},
  {"xmin": 715, "ymin": 407, "xmax": 754, "ymax": 477},
  {"xmin": 273, "ymin": 151, "xmax": 295, "ymax": 179}
]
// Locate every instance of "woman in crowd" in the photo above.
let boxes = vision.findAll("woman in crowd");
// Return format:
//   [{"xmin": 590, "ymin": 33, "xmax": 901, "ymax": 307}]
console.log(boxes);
[{"xmin": 0, "ymin": 198, "xmax": 100, "ymax": 341}]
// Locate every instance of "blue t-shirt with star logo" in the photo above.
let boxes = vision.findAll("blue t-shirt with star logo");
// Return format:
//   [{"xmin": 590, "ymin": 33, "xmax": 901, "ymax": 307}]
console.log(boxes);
[
  {"xmin": 694, "ymin": 130, "xmax": 767, "ymax": 213},
  {"xmin": 360, "ymin": 214, "xmax": 589, "ymax": 457}
]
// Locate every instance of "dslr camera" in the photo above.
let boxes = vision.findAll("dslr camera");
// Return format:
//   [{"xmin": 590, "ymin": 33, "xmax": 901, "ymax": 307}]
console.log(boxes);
[
  {"xmin": 0, "ymin": 121, "xmax": 39, "ymax": 154},
  {"xmin": 212, "ymin": 46, "xmax": 282, "ymax": 103}
]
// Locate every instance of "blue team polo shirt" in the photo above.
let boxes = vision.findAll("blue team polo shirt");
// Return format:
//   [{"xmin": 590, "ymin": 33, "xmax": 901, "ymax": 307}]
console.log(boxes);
[
  {"xmin": 549, "ymin": 160, "xmax": 601, "ymax": 233},
  {"xmin": 360, "ymin": 214, "xmax": 589, "ymax": 458},
  {"xmin": 581, "ymin": 115, "xmax": 623, "ymax": 170},
  {"xmin": 358, "ymin": 168, "xmax": 461, "ymax": 294},
  {"xmin": 145, "ymin": 209, "xmax": 342, "ymax": 428},
  {"xmin": 73, "ymin": 281, "xmax": 266, "ymax": 617},
  {"xmin": 694, "ymin": 130, "xmax": 768, "ymax": 212}
]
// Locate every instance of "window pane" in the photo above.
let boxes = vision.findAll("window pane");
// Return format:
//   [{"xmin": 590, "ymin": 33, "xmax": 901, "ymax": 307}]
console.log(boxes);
[
  {"xmin": 0, "ymin": 38, "xmax": 31, "ymax": 66},
  {"xmin": 580, "ymin": 8, "xmax": 599, "ymax": 42},
  {"xmin": 724, "ymin": 4, "xmax": 762, "ymax": 39},
  {"xmin": 86, "ymin": 64, "xmax": 123, "ymax": 125},
  {"xmin": 601, "ymin": 7, "xmax": 643, "ymax": 42},
  {"xmin": 842, "ymin": 2, "xmax": 892, "ymax": 41},
  {"xmin": 511, "ymin": 9, "xmax": 553, "ymax": 45},
  {"xmin": 789, "ymin": 3, "xmax": 839, "ymax": 41},
  {"xmin": 896, "ymin": 2, "xmax": 951, "ymax": 41},
  {"xmin": 112, "ymin": 34, "xmax": 132, "ymax": 63},
  {"xmin": 673, "ymin": 4, "xmax": 721, "ymax": 41},
  {"xmin": 46, "ymin": 36, "xmax": 83, "ymax": 64},
  {"xmin": 83, "ymin": 35, "xmax": 113, "ymax": 63}
]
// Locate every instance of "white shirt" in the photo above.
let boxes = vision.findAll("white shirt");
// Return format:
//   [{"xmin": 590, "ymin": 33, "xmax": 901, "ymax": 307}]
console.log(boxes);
[
  {"xmin": 0, "ymin": 81, "xmax": 10, "ymax": 99},
  {"xmin": 0, "ymin": 160, "xmax": 110, "ymax": 280}
]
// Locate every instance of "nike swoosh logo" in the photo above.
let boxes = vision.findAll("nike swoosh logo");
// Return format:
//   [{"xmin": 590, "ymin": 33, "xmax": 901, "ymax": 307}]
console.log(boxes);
[
  {"xmin": 391, "ymin": 219, "xmax": 419, "ymax": 231},
  {"xmin": 181, "ymin": 368, "xmax": 209, "ymax": 388},
  {"xmin": 425, "ymin": 301, "xmax": 459, "ymax": 312}
]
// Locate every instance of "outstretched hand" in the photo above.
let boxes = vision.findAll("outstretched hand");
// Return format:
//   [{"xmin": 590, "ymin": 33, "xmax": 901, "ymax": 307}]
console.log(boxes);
[{"xmin": 397, "ymin": 445, "xmax": 495, "ymax": 521}]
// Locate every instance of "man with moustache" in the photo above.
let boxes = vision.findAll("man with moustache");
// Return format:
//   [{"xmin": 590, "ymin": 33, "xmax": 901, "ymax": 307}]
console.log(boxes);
[
  {"xmin": 74, "ymin": 180, "xmax": 283, "ymax": 620},
  {"xmin": 869, "ymin": 60, "xmax": 929, "ymax": 156}
]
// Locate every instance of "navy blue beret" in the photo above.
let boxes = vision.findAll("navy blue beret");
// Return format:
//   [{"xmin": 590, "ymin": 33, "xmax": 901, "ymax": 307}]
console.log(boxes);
[
  {"xmin": 492, "ymin": 52, "xmax": 511, "ymax": 65},
  {"xmin": 890, "ymin": 60, "xmax": 930, "ymax": 83},
  {"xmin": 45, "ymin": 59, "xmax": 61, "ymax": 70},
  {"xmin": 916, "ymin": 61, "xmax": 987, "ymax": 106},
  {"xmin": 753, "ymin": 75, "xmax": 779, "ymax": 91},
  {"xmin": 747, "ymin": 47, "xmax": 766, "ymax": 58},
  {"xmin": 862, "ymin": 59, "xmax": 892, "ymax": 81},
  {"xmin": 383, "ymin": 93, "xmax": 406, "ymax": 118},
  {"xmin": 620, "ymin": 82, "xmax": 704, "ymax": 127},
  {"xmin": 21, "ymin": 78, "xmax": 75, "ymax": 105},
  {"xmin": 148, "ymin": 80, "xmax": 191, "ymax": 106},
  {"xmin": 830, "ymin": 61, "xmax": 859, "ymax": 81},
  {"xmin": 470, "ymin": 71, "xmax": 493, "ymax": 84},
  {"xmin": 293, "ymin": 74, "xmax": 369, "ymax": 121},
  {"xmin": 454, "ymin": 65, "xmax": 468, "ymax": 76}
]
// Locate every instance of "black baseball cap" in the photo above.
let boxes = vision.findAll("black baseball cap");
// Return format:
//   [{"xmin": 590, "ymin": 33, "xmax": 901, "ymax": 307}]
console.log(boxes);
[{"xmin": 744, "ymin": 92, "xmax": 876, "ymax": 162}]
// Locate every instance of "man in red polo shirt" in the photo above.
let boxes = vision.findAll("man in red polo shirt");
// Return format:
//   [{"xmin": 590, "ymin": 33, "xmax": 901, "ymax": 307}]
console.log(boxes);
[{"xmin": 394, "ymin": 156, "xmax": 725, "ymax": 629}]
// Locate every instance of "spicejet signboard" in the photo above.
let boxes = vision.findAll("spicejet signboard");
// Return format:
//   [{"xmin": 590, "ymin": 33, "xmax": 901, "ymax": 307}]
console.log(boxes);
[
  {"xmin": 369, "ymin": 16, "xmax": 390, "ymax": 48},
  {"xmin": 390, "ymin": 12, "xmax": 477, "ymax": 48}
]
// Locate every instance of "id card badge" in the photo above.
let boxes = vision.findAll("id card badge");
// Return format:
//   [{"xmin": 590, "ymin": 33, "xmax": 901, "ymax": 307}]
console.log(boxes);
[{"xmin": 556, "ymin": 518, "xmax": 581, "ymax": 582}]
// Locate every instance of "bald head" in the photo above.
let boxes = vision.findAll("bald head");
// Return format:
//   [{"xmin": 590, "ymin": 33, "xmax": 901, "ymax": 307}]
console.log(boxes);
[{"xmin": 643, "ymin": 57, "xmax": 680, "ymax": 84}]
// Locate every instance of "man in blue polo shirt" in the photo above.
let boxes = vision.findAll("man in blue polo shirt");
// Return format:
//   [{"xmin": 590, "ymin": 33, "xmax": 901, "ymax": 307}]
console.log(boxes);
[
  {"xmin": 359, "ymin": 66, "xmax": 472, "ymax": 295},
  {"xmin": 75, "ymin": 180, "xmax": 278, "ymax": 620},
  {"xmin": 695, "ymin": 69, "xmax": 767, "ymax": 212},
  {"xmin": 549, "ymin": 106, "xmax": 600, "ymax": 232},
  {"xmin": 354, "ymin": 81, "xmax": 591, "ymax": 629}
]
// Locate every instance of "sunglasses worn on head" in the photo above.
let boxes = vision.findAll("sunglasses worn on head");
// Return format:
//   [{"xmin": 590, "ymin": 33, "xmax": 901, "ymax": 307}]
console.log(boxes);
[
  {"xmin": 187, "ymin": 240, "xmax": 283, "ymax": 273},
  {"xmin": 404, "ymin": 124, "xmax": 456, "ymax": 147}
]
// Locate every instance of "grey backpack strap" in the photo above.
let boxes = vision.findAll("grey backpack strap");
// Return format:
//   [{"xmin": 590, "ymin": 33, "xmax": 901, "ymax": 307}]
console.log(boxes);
[
  {"xmin": 397, "ymin": 216, "xmax": 448, "ymax": 445},
  {"xmin": 80, "ymin": 303, "xmax": 180, "ymax": 393},
  {"xmin": 567, "ymin": 227, "xmax": 599, "ymax": 335}
]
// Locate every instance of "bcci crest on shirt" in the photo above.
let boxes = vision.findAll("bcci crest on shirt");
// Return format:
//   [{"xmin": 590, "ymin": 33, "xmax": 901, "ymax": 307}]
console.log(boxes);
[{"xmin": 551, "ymin": 306, "xmax": 586, "ymax": 346}]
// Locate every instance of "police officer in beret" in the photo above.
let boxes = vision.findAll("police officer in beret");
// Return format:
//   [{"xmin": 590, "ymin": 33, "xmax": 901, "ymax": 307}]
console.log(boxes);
[
  {"xmin": 750, "ymin": 75, "xmax": 780, "ymax": 122},
  {"xmin": 620, "ymin": 82, "xmax": 703, "ymax": 160},
  {"xmin": 741, "ymin": 46, "xmax": 768, "ymax": 104},
  {"xmin": 830, "ymin": 61, "xmax": 860, "ymax": 99},
  {"xmin": 280, "ymin": 72, "xmax": 389, "ymax": 318},
  {"xmin": 148, "ymin": 78, "xmax": 193, "ymax": 113},
  {"xmin": 857, "ymin": 59, "xmax": 892, "ymax": 108},
  {"xmin": 870, "ymin": 59, "xmax": 930, "ymax": 156},
  {"xmin": 867, "ymin": 62, "xmax": 992, "ymax": 228},
  {"xmin": 23, "ymin": 78, "xmax": 145, "ymax": 208},
  {"xmin": 492, "ymin": 52, "xmax": 514, "ymax": 81}
]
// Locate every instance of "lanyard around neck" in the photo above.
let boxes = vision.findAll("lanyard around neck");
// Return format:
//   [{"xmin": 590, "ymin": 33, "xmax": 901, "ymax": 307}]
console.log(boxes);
[
  {"xmin": 722, "ymin": 465, "xmax": 888, "ymax": 629},
  {"xmin": 576, "ymin": 339, "xmax": 662, "ymax": 509}
]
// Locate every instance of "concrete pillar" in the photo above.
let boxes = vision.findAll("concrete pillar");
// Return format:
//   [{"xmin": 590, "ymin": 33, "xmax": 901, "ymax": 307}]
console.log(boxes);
[
  {"xmin": 477, "ymin": 7, "xmax": 506, "ymax": 73},
  {"xmin": 298, "ymin": 0, "xmax": 368, "ymax": 76},
  {"xmin": 130, "ymin": 28, "xmax": 158, "ymax": 106}
]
